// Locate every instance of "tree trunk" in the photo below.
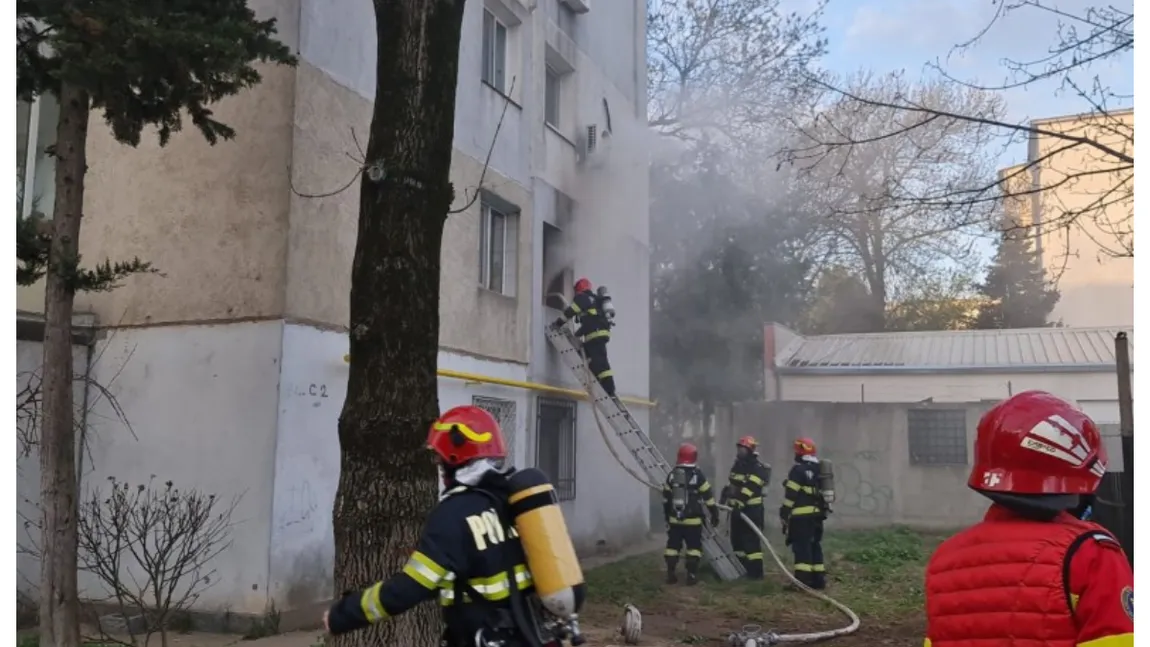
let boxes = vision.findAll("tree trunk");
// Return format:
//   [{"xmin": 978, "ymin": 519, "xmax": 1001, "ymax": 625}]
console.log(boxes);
[
  {"xmin": 331, "ymin": 2, "xmax": 467, "ymax": 647},
  {"xmin": 39, "ymin": 81, "xmax": 91, "ymax": 647}
]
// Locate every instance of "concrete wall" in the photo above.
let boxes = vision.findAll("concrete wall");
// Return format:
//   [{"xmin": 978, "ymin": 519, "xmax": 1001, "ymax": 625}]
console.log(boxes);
[
  {"xmin": 717, "ymin": 396, "xmax": 1125, "ymax": 530},
  {"xmin": 726, "ymin": 401, "xmax": 994, "ymax": 529}
]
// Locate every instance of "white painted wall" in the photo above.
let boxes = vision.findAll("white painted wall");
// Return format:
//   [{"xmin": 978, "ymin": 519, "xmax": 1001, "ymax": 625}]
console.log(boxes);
[
  {"xmin": 779, "ymin": 370, "xmax": 1122, "ymax": 405},
  {"xmin": 779, "ymin": 370, "xmax": 1127, "ymax": 471},
  {"xmin": 15, "ymin": 339, "xmax": 90, "ymax": 600},
  {"xmin": 80, "ymin": 322, "xmax": 285, "ymax": 613},
  {"xmin": 266, "ymin": 324, "xmax": 535, "ymax": 611}
]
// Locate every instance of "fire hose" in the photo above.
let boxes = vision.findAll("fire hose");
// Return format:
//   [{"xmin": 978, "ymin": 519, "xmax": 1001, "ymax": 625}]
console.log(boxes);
[{"xmin": 568, "ymin": 337, "xmax": 861, "ymax": 646}]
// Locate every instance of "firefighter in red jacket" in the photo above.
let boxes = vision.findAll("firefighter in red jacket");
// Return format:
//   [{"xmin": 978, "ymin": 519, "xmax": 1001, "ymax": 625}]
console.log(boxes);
[{"xmin": 924, "ymin": 390, "xmax": 1133, "ymax": 647}]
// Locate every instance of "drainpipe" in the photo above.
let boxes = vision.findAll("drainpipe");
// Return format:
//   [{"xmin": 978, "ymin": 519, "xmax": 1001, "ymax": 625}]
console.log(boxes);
[{"xmin": 1114, "ymin": 332, "xmax": 1133, "ymax": 564}]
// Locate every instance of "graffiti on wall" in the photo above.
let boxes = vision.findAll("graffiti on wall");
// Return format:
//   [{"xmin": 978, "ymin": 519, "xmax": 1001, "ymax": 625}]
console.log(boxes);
[{"xmin": 824, "ymin": 450, "xmax": 893, "ymax": 516}]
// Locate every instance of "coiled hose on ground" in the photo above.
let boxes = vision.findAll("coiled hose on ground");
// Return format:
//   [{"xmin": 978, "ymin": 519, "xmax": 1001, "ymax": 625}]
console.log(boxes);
[{"xmin": 569, "ymin": 339, "xmax": 860, "ymax": 646}]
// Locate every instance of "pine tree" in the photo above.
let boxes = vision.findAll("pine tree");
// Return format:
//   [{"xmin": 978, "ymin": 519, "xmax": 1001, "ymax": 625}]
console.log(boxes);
[
  {"xmin": 975, "ymin": 231, "xmax": 1060, "ymax": 329},
  {"xmin": 16, "ymin": 4, "xmax": 295, "ymax": 645}
]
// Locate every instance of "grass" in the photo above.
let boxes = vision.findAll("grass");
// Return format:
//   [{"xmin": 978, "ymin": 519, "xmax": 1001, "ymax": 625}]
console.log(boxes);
[{"xmin": 582, "ymin": 525, "xmax": 951, "ymax": 637}]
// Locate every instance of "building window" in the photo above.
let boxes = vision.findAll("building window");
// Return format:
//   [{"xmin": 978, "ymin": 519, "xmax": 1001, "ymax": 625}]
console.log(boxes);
[
  {"xmin": 17, "ymin": 94, "xmax": 60, "ymax": 219},
  {"xmin": 473, "ymin": 396, "xmax": 518, "ymax": 467},
  {"xmin": 544, "ymin": 66, "xmax": 561, "ymax": 127},
  {"xmin": 479, "ymin": 198, "xmax": 518, "ymax": 297},
  {"xmin": 907, "ymin": 409, "xmax": 968, "ymax": 466},
  {"xmin": 481, "ymin": 9, "xmax": 508, "ymax": 93},
  {"xmin": 536, "ymin": 397, "xmax": 577, "ymax": 501}
]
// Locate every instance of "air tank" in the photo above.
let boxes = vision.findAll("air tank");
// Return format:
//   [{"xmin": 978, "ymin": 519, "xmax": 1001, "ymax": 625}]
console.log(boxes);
[
  {"xmin": 506, "ymin": 467, "xmax": 587, "ymax": 620},
  {"xmin": 596, "ymin": 285, "xmax": 616, "ymax": 320},
  {"xmin": 818, "ymin": 459, "xmax": 836, "ymax": 505}
]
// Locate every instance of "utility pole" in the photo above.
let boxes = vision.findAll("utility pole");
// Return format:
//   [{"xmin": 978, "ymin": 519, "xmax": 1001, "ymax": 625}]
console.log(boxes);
[{"xmin": 1114, "ymin": 332, "xmax": 1133, "ymax": 565}]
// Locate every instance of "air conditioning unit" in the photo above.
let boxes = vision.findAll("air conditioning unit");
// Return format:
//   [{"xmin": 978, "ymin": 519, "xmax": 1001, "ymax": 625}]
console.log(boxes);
[
  {"xmin": 578, "ymin": 123, "xmax": 610, "ymax": 168},
  {"xmin": 560, "ymin": 0, "xmax": 590, "ymax": 14}
]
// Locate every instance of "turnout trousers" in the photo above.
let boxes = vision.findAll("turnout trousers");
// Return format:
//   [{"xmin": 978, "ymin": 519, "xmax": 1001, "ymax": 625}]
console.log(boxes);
[
  {"xmin": 581, "ymin": 338, "xmax": 615, "ymax": 396},
  {"xmin": 665, "ymin": 523, "xmax": 703, "ymax": 576},
  {"xmin": 787, "ymin": 516, "xmax": 826, "ymax": 589},
  {"xmin": 730, "ymin": 506, "xmax": 765, "ymax": 579}
]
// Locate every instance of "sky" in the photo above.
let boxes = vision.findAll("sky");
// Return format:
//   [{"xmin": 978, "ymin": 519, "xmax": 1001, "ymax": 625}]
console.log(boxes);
[{"xmin": 814, "ymin": 0, "xmax": 1134, "ymax": 167}]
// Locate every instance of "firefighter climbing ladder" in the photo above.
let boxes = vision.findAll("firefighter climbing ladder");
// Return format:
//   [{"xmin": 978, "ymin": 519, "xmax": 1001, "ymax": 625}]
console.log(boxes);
[{"xmin": 545, "ymin": 325, "xmax": 746, "ymax": 582}]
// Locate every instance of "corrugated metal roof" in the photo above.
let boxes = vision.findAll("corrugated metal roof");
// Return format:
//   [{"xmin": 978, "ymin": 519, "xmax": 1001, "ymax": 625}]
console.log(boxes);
[{"xmin": 778, "ymin": 326, "xmax": 1133, "ymax": 373}]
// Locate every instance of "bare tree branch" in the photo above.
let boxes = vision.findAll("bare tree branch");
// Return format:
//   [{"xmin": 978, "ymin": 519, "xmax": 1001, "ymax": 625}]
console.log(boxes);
[
  {"xmin": 777, "ymin": 0, "xmax": 1134, "ymax": 259},
  {"xmin": 782, "ymin": 71, "xmax": 1003, "ymax": 327},
  {"xmin": 647, "ymin": 0, "xmax": 827, "ymax": 147}
]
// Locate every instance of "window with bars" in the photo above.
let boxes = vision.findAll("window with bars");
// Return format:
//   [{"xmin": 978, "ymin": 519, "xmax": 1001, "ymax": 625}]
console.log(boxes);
[
  {"xmin": 907, "ymin": 409, "xmax": 968, "ymax": 466},
  {"xmin": 536, "ymin": 397, "xmax": 577, "ymax": 501},
  {"xmin": 472, "ymin": 396, "xmax": 517, "ymax": 466}
]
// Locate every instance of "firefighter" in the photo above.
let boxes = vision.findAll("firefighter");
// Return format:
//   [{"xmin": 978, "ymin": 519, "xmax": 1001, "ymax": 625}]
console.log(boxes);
[
  {"xmin": 663, "ymin": 442, "xmax": 719, "ymax": 585},
  {"xmin": 779, "ymin": 437, "xmax": 828, "ymax": 590},
  {"xmin": 323, "ymin": 405, "xmax": 586, "ymax": 647},
  {"xmin": 923, "ymin": 391, "xmax": 1133, "ymax": 647},
  {"xmin": 720, "ymin": 435, "xmax": 772, "ymax": 579},
  {"xmin": 551, "ymin": 277, "xmax": 616, "ymax": 396}
]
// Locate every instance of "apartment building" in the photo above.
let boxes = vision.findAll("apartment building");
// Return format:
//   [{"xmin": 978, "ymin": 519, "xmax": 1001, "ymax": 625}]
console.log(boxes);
[
  {"xmin": 15, "ymin": 0, "xmax": 651, "ymax": 617},
  {"xmin": 998, "ymin": 108, "xmax": 1134, "ymax": 327}
]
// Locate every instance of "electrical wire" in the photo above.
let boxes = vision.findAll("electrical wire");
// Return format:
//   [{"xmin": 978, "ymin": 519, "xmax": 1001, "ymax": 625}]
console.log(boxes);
[{"xmin": 563, "ymin": 329, "xmax": 860, "ymax": 645}]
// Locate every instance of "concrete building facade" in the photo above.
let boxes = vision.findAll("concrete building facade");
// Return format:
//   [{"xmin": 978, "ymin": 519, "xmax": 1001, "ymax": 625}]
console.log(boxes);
[
  {"xmin": 15, "ymin": 0, "xmax": 651, "ymax": 619},
  {"xmin": 998, "ymin": 109, "xmax": 1134, "ymax": 327},
  {"xmin": 731, "ymin": 323, "xmax": 1132, "ymax": 528}
]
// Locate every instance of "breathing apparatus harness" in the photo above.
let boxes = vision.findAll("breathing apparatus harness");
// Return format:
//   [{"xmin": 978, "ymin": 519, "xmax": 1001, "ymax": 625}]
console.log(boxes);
[{"xmin": 445, "ymin": 470, "xmax": 586, "ymax": 647}]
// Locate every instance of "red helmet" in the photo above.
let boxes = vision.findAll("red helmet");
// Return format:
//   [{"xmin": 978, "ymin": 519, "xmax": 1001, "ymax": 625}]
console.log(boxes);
[
  {"xmin": 794, "ymin": 437, "xmax": 817, "ymax": 456},
  {"xmin": 427, "ymin": 406, "xmax": 507, "ymax": 468},
  {"xmin": 736, "ymin": 436, "xmax": 757, "ymax": 451},
  {"xmin": 574, "ymin": 277, "xmax": 592, "ymax": 293},
  {"xmin": 676, "ymin": 442, "xmax": 698, "ymax": 465},
  {"xmin": 969, "ymin": 390, "xmax": 1107, "ymax": 495}
]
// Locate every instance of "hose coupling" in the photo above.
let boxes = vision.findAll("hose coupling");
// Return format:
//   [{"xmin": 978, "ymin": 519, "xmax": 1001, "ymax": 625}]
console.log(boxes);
[{"xmin": 726, "ymin": 624, "xmax": 781, "ymax": 646}]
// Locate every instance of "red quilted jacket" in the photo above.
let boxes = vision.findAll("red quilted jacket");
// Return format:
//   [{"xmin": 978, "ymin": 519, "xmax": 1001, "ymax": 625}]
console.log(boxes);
[{"xmin": 924, "ymin": 504, "xmax": 1104, "ymax": 647}]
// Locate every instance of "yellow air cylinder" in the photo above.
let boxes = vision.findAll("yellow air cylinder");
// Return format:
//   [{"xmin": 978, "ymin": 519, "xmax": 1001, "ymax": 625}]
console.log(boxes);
[{"xmin": 507, "ymin": 467, "xmax": 587, "ymax": 620}]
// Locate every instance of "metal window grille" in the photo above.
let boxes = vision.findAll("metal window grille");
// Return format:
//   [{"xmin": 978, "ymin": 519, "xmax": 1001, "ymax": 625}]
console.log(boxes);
[
  {"xmin": 535, "ymin": 397, "xmax": 577, "ymax": 501},
  {"xmin": 907, "ymin": 409, "xmax": 968, "ymax": 466},
  {"xmin": 472, "ymin": 396, "xmax": 517, "ymax": 467}
]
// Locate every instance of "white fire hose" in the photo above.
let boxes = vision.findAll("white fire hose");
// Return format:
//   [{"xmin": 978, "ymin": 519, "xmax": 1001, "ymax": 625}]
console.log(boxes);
[{"xmin": 566, "ymin": 337, "xmax": 861, "ymax": 646}]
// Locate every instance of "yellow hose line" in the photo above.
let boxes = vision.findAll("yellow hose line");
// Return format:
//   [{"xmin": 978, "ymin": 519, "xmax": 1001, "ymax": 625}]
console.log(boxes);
[{"xmin": 341, "ymin": 353, "xmax": 656, "ymax": 408}]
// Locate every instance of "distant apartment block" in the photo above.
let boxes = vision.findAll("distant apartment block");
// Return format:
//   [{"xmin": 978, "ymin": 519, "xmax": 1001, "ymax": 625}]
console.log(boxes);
[{"xmin": 998, "ymin": 108, "xmax": 1133, "ymax": 327}]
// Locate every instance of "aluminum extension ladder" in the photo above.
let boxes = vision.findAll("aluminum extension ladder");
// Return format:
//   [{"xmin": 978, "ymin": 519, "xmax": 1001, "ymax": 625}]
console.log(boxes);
[{"xmin": 545, "ymin": 325, "xmax": 746, "ymax": 581}]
